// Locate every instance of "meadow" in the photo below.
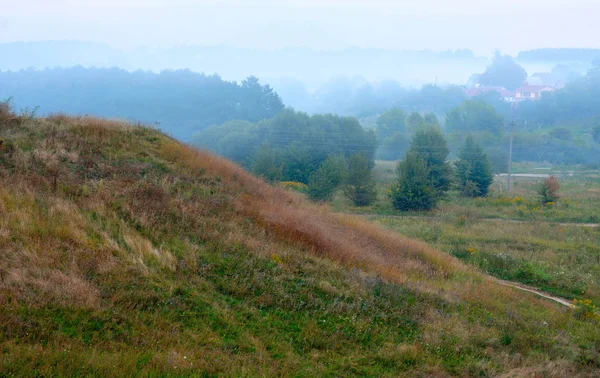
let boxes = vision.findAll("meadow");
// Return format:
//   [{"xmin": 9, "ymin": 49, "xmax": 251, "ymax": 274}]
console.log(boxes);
[
  {"xmin": 333, "ymin": 160, "xmax": 600, "ymax": 304},
  {"xmin": 1, "ymin": 111, "xmax": 599, "ymax": 376}
]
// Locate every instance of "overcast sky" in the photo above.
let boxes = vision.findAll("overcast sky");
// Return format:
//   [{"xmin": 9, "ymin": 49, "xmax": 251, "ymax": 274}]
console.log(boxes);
[{"xmin": 2, "ymin": 0, "xmax": 599, "ymax": 55}]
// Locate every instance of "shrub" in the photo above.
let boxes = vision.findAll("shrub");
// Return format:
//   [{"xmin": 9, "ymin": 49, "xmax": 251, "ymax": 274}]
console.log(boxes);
[
  {"xmin": 537, "ymin": 176, "xmax": 560, "ymax": 205},
  {"xmin": 389, "ymin": 152, "xmax": 436, "ymax": 211},
  {"xmin": 343, "ymin": 153, "xmax": 376, "ymax": 206},
  {"xmin": 573, "ymin": 299, "xmax": 600, "ymax": 322}
]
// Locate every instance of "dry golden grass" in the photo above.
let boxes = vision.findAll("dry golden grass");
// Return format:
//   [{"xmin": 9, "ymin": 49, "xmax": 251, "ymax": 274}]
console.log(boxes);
[
  {"xmin": 157, "ymin": 137, "xmax": 577, "ymax": 315},
  {"xmin": 1, "ymin": 116, "xmax": 598, "ymax": 376},
  {"xmin": 0, "ymin": 188, "xmax": 102, "ymax": 309},
  {"xmin": 0, "ymin": 117, "xmax": 580, "ymax": 314},
  {"xmin": 160, "ymin": 139, "xmax": 445, "ymax": 280},
  {"xmin": 0, "ymin": 101, "xmax": 10, "ymax": 119}
]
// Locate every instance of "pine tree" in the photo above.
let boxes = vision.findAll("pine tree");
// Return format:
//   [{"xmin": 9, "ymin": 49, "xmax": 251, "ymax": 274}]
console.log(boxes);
[
  {"xmin": 308, "ymin": 155, "xmax": 348, "ymax": 201},
  {"xmin": 389, "ymin": 152, "xmax": 436, "ymax": 211},
  {"xmin": 408, "ymin": 126, "xmax": 452, "ymax": 198},
  {"xmin": 455, "ymin": 136, "xmax": 494, "ymax": 197},
  {"xmin": 344, "ymin": 153, "xmax": 376, "ymax": 207}
]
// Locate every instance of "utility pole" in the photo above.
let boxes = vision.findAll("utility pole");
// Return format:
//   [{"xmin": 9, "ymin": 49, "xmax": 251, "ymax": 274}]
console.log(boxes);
[{"xmin": 507, "ymin": 116, "xmax": 515, "ymax": 192}]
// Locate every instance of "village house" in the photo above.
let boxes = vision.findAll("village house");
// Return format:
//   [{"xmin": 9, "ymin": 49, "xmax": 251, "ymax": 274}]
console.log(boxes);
[{"xmin": 514, "ymin": 84, "xmax": 555, "ymax": 101}]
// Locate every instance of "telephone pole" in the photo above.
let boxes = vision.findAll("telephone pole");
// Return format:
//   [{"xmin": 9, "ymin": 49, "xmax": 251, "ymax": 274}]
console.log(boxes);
[{"xmin": 507, "ymin": 116, "xmax": 515, "ymax": 192}]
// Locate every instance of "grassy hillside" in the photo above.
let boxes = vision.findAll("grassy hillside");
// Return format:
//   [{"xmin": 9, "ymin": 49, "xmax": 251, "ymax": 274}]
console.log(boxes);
[{"xmin": 0, "ymin": 111, "xmax": 599, "ymax": 376}]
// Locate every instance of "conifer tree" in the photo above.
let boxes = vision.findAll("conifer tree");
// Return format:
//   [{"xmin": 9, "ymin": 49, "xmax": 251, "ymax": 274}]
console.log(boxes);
[
  {"xmin": 344, "ymin": 153, "xmax": 376, "ymax": 206},
  {"xmin": 389, "ymin": 152, "xmax": 436, "ymax": 211},
  {"xmin": 455, "ymin": 136, "xmax": 493, "ymax": 197},
  {"xmin": 408, "ymin": 126, "xmax": 452, "ymax": 198}
]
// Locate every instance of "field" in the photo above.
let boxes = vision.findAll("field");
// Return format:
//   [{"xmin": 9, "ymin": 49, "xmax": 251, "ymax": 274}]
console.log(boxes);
[
  {"xmin": 333, "ymin": 160, "xmax": 600, "ymax": 304},
  {"xmin": 1, "ymin": 114, "xmax": 599, "ymax": 376}
]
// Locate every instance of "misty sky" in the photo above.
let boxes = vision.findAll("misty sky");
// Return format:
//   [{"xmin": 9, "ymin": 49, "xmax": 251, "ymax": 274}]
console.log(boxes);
[{"xmin": 2, "ymin": 0, "xmax": 600, "ymax": 55}]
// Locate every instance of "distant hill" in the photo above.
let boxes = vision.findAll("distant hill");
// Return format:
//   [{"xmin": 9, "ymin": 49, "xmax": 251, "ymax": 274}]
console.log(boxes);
[
  {"xmin": 0, "ymin": 41, "xmax": 487, "ymax": 86},
  {"xmin": 0, "ymin": 41, "xmax": 127, "ymax": 70},
  {"xmin": 0, "ymin": 110, "xmax": 599, "ymax": 375},
  {"xmin": 517, "ymin": 48, "xmax": 600, "ymax": 62},
  {"xmin": 0, "ymin": 67, "xmax": 283, "ymax": 141}
]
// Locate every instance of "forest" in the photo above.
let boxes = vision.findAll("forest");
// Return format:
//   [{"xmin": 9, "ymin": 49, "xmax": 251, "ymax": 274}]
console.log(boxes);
[
  {"xmin": 2, "ymin": 58, "xmax": 600, "ymax": 175},
  {"xmin": 0, "ymin": 67, "xmax": 283, "ymax": 140}
]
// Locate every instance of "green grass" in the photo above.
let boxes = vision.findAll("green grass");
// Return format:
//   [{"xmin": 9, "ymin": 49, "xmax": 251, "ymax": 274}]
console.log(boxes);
[
  {"xmin": 334, "ymin": 160, "xmax": 600, "ymax": 305},
  {"xmin": 336, "ymin": 160, "xmax": 600, "ymax": 223},
  {"xmin": 371, "ymin": 216, "xmax": 600, "ymax": 302},
  {"xmin": 1, "ymin": 116, "xmax": 600, "ymax": 376}
]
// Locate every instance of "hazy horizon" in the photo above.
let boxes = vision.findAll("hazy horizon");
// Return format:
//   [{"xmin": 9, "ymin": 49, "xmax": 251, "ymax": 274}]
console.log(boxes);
[{"xmin": 3, "ymin": 0, "xmax": 600, "ymax": 56}]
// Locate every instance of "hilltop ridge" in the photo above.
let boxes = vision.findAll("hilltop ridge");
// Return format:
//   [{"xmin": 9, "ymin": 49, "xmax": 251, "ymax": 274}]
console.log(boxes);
[{"xmin": 0, "ymin": 112, "xmax": 598, "ymax": 376}]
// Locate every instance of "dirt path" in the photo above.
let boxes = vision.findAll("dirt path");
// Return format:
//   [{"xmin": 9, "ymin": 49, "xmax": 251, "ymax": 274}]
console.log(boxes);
[
  {"xmin": 358, "ymin": 213, "xmax": 599, "ymax": 228},
  {"xmin": 493, "ymin": 279, "xmax": 573, "ymax": 308},
  {"xmin": 354, "ymin": 213, "xmax": 584, "ymax": 308}
]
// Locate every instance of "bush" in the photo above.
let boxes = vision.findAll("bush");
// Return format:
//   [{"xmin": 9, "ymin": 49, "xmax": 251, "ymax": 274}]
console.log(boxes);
[
  {"xmin": 538, "ymin": 176, "xmax": 560, "ymax": 205},
  {"xmin": 389, "ymin": 152, "xmax": 436, "ymax": 211},
  {"xmin": 344, "ymin": 153, "xmax": 376, "ymax": 207}
]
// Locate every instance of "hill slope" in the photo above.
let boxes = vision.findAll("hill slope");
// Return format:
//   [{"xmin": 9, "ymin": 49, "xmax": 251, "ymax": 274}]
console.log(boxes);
[{"xmin": 0, "ymin": 113, "xmax": 598, "ymax": 376}]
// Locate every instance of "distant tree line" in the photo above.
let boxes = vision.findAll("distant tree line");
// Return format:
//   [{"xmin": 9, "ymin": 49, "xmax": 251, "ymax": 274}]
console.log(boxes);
[
  {"xmin": 193, "ymin": 109, "xmax": 377, "ymax": 183},
  {"xmin": 278, "ymin": 78, "xmax": 467, "ymax": 119},
  {"xmin": 517, "ymin": 48, "xmax": 600, "ymax": 62},
  {"xmin": 374, "ymin": 107, "xmax": 441, "ymax": 160},
  {"xmin": 0, "ymin": 67, "xmax": 284, "ymax": 141}
]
